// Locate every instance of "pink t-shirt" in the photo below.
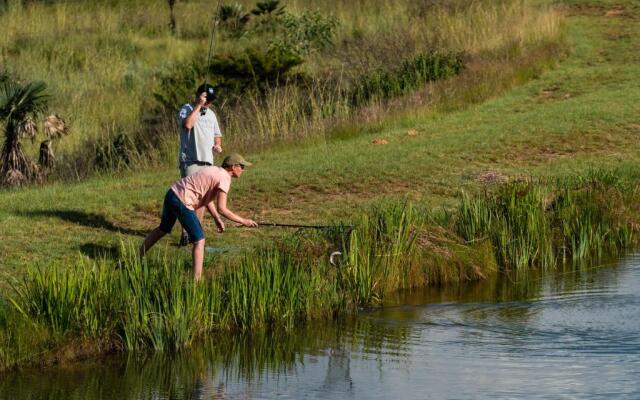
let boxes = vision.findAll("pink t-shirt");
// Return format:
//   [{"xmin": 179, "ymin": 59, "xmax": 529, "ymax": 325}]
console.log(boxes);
[{"xmin": 171, "ymin": 166, "xmax": 231, "ymax": 210}]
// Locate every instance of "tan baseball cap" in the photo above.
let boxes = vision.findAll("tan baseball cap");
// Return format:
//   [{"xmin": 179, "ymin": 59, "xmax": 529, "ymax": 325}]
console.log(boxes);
[{"xmin": 221, "ymin": 153, "xmax": 252, "ymax": 168}]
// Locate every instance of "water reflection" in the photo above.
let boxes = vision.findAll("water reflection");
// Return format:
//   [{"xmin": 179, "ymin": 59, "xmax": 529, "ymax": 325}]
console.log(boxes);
[
  {"xmin": 2, "ymin": 254, "xmax": 639, "ymax": 399},
  {"xmin": 0, "ymin": 316, "xmax": 412, "ymax": 399}
]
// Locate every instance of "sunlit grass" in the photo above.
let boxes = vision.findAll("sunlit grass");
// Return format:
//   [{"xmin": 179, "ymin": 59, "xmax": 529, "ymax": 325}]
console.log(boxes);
[{"xmin": 0, "ymin": 0, "xmax": 561, "ymax": 172}]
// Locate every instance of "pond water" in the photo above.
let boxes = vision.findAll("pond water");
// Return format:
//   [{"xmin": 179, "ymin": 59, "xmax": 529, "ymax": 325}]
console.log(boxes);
[{"xmin": 2, "ymin": 254, "xmax": 639, "ymax": 399}]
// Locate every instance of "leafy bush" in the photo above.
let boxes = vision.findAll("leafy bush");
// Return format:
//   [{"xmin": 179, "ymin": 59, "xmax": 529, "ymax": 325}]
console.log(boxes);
[
  {"xmin": 154, "ymin": 47, "xmax": 304, "ymax": 111},
  {"xmin": 266, "ymin": 11, "xmax": 339, "ymax": 57},
  {"xmin": 207, "ymin": 48, "xmax": 304, "ymax": 95},
  {"xmin": 152, "ymin": 61, "xmax": 202, "ymax": 114},
  {"xmin": 218, "ymin": 2, "xmax": 339, "ymax": 57},
  {"xmin": 350, "ymin": 52, "xmax": 465, "ymax": 107}
]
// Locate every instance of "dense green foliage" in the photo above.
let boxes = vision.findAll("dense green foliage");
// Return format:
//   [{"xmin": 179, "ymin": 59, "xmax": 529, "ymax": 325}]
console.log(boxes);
[
  {"xmin": 349, "ymin": 53, "xmax": 464, "ymax": 107},
  {"xmin": 456, "ymin": 173, "xmax": 637, "ymax": 270}
]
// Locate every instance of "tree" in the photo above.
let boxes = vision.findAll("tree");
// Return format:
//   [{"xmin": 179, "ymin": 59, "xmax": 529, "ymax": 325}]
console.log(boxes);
[{"xmin": 0, "ymin": 78, "xmax": 49, "ymax": 186}]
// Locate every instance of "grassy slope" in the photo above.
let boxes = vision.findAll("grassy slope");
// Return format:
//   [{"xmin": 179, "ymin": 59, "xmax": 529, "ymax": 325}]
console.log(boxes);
[{"xmin": 0, "ymin": 1, "xmax": 639, "ymax": 284}]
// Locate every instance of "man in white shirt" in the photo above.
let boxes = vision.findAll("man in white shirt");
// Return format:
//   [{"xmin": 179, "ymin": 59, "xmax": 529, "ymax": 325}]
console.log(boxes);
[{"xmin": 177, "ymin": 83, "xmax": 223, "ymax": 245}]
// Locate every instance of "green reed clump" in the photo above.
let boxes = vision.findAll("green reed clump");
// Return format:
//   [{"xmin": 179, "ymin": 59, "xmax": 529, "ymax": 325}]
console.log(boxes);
[
  {"xmin": 221, "ymin": 249, "xmax": 337, "ymax": 331},
  {"xmin": 10, "ymin": 251, "xmax": 212, "ymax": 351},
  {"xmin": 0, "ymin": 296, "xmax": 55, "ymax": 372},
  {"xmin": 341, "ymin": 202, "xmax": 421, "ymax": 305},
  {"xmin": 10, "ymin": 259, "xmax": 119, "ymax": 338},
  {"xmin": 349, "ymin": 53, "xmax": 464, "ymax": 107},
  {"xmin": 118, "ymin": 253, "xmax": 213, "ymax": 351},
  {"xmin": 456, "ymin": 177, "xmax": 638, "ymax": 270},
  {"xmin": 5, "ymin": 201, "xmax": 431, "ymax": 362}
]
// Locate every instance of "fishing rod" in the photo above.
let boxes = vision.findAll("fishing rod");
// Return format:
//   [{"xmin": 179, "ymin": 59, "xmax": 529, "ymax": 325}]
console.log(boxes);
[
  {"xmin": 257, "ymin": 222, "xmax": 353, "ymax": 230},
  {"xmin": 200, "ymin": 0, "xmax": 222, "ymax": 115}
]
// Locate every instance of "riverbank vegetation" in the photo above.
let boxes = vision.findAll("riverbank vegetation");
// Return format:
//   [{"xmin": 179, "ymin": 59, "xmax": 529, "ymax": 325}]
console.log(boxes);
[
  {"xmin": 2, "ymin": 170, "xmax": 639, "ymax": 371},
  {"xmin": 0, "ymin": 0, "xmax": 561, "ymax": 183},
  {"xmin": 1, "ymin": 0, "xmax": 640, "ymax": 373}
]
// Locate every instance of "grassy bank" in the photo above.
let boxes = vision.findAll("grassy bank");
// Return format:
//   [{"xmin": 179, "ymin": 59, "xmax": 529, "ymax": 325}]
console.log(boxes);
[
  {"xmin": 0, "ymin": 0, "xmax": 561, "ymax": 179},
  {"xmin": 1, "ymin": 0, "xmax": 640, "ymax": 371},
  {"xmin": 2, "ymin": 171, "xmax": 639, "ymax": 371}
]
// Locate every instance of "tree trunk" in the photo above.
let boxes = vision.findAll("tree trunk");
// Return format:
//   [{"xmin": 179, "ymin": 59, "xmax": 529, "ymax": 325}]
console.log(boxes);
[
  {"xmin": 39, "ymin": 139, "xmax": 55, "ymax": 169},
  {"xmin": 168, "ymin": 0, "xmax": 177, "ymax": 35},
  {"xmin": 0, "ymin": 122, "xmax": 39, "ymax": 186}
]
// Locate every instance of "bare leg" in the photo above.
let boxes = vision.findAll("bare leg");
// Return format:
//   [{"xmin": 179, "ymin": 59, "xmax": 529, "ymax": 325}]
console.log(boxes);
[
  {"xmin": 193, "ymin": 239, "xmax": 205, "ymax": 280},
  {"xmin": 140, "ymin": 227, "xmax": 166, "ymax": 257}
]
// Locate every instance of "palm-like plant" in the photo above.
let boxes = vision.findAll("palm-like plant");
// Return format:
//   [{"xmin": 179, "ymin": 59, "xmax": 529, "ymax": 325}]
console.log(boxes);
[
  {"xmin": 252, "ymin": 0, "xmax": 285, "ymax": 16},
  {"xmin": 218, "ymin": 3, "xmax": 250, "ymax": 35},
  {"xmin": 0, "ymin": 78, "xmax": 49, "ymax": 186},
  {"xmin": 39, "ymin": 114, "xmax": 69, "ymax": 169}
]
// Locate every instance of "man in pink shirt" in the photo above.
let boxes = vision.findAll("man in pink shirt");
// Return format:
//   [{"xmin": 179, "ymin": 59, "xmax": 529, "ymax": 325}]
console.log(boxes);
[{"xmin": 140, "ymin": 153, "xmax": 258, "ymax": 280}]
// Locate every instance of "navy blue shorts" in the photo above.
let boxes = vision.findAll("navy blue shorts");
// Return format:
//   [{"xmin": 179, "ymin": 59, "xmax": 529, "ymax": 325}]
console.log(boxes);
[{"xmin": 159, "ymin": 190, "xmax": 205, "ymax": 243}]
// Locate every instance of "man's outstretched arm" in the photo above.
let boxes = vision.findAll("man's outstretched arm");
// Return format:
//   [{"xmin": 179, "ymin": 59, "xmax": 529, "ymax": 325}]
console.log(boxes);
[{"xmin": 216, "ymin": 192, "xmax": 257, "ymax": 227}]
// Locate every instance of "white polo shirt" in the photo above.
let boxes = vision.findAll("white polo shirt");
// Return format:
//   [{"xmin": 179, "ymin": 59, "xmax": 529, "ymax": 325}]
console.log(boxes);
[{"xmin": 177, "ymin": 103, "xmax": 222, "ymax": 166}]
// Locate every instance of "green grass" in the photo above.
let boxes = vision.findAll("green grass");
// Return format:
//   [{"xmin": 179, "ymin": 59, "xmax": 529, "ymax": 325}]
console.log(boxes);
[
  {"xmin": 0, "ymin": 0, "xmax": 639, "ymax": 370},
  {"xmin": 0, "ymin": 1, "xmax": 637, "ymax": 273},
  {"xmin": 0, "ymin": 0, "xmax": 561, "ymax": 177}
]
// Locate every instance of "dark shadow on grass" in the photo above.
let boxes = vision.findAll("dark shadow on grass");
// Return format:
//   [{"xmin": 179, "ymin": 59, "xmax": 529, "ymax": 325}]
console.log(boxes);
[
  {"xmin": 19, "ymin": 209, "xmax": 148, "ymax": 237},
  {"xmin": 79, "ymin": 243, "xmax": 120, "ymax": 260}
]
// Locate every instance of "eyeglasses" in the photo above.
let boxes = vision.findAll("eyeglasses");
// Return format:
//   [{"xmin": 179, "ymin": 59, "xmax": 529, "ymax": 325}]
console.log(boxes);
[{"xmin": 236, "ymin": 164, "xmax": 245, "ymax": 170}]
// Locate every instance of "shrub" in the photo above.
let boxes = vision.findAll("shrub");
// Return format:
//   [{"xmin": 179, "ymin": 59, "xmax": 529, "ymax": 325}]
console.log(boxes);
[
  {"xmin": 95, "ymin": 132, "xmax": 139, "ymax": 171},
  {"xmin": 266, "ymin": 11, "xmax": 339, "ymax": 57},
  {"xmin": 350, "ymin": 52, "xmax": 465, "ymax": 107},
  {"xmin": 155, "ymin": 47, "xmax": 304, "ymax": 109}
]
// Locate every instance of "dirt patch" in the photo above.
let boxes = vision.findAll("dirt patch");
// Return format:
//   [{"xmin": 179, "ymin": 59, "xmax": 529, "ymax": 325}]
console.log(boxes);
[
  {"xmin": 372, "ymin": 138, "xmax": 389, "ymax": 145},
  {"xmin": 538, "ymin": 88, "xmax": 557, "ymax": 98},
  {"xmin": 505, "ymin": 145, "xmax": 574, "ymax": 165},
  {"xmin": 536, "ymin": 86, "xmax": 572, "ymax": 101},
  {"xmin": 472, "ymin": 171, "xmax": 510, "ymax": 185},
  {"xmin": 563, "ymin": 4, "xmax": 638, "ymax": 19},
  {"xmin": 605, "ymin": 9, "xmax": 625, "ymax": 18}
]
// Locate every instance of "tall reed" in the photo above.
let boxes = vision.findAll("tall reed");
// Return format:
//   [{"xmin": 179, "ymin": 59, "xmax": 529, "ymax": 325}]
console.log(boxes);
[
  {"xmin": 5, "ymin": 202, "xmax": 425, "ymax": 359},
  {"xmin": 455, "ymin": 175, "xmax": 636, "ymax": 270}
]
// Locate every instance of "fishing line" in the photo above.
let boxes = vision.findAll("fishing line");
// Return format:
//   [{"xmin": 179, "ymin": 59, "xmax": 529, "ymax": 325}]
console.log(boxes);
[{"xmin": 257, "ymin": 222, "xmax": 354, "ymax": 230}]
